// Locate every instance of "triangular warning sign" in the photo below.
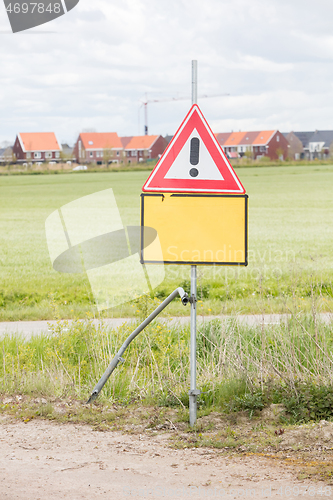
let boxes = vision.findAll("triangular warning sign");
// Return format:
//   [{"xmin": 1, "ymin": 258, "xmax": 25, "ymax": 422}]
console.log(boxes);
[{"xmin": 142, "ymin": 104, "xmax": 246, "ymax": 194}]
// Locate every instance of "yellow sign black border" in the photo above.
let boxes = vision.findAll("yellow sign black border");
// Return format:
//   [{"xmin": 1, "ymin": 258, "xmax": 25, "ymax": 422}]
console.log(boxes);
[{"xmin": 141, "ymin": 193, "xmax": 248, "ymax": 266}]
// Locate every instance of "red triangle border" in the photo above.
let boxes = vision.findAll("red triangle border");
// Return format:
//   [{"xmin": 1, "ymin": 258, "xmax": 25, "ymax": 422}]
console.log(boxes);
[{"xmin": 142, "ymin": 104, "xmax": 246, "ymax": 194}]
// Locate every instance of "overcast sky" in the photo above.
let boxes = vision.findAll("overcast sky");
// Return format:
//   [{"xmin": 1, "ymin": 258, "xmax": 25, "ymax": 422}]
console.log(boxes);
[{"xmin": 1, "ymin": 0, "xmax": 333, "ymax": 145}]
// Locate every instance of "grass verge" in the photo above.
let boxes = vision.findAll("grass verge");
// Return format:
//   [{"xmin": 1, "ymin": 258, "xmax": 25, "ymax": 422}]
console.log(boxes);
[{"xmin": 2, "ymin": 304, "xmax": 333, "ymax": 420}]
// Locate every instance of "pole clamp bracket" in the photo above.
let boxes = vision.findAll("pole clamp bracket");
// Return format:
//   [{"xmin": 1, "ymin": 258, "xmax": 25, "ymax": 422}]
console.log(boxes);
[
  {"xmin": 118, "ymin": 357, "xmax": 125, "ymax": 364},
  {"xmin": 189, "ymin": 294, "xmax": 197, "ymax": 305},
  {"xmin": 189, "ymin": 389, "xmax": 201, "ymax": 396}
]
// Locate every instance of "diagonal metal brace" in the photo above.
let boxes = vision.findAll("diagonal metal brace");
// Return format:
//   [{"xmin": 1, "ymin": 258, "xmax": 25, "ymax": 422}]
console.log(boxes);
[{"xmin": 87, "ymin": 287, "xmax": 189, "ymax": 404}]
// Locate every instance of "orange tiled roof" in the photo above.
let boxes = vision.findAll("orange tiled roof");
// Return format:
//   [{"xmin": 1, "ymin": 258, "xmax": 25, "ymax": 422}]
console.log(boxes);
[
  {"xmin": 19, "ymin": 132, "xmax": 61, "ymax": 152},
  {"xmin": 124, "ymin": 135, "xmax": 159, "ymax": 150},
  {"xmin": 238, "ymin": 131, "xmax": 261, "ymax": 145},
  {"xmin": 252, "ymin": 131, "xmax": 276, "ymax": 145},
  {"xmin": 80, "ymin": 132, "xmax": 122, "ymax": 150},
  {"xmin": 223, "ymin": 132, "xmax": 247, "ymax": 147},
  {"xmin": 215, "ymin": 130, "xmax": 277, "ymax": 146}
]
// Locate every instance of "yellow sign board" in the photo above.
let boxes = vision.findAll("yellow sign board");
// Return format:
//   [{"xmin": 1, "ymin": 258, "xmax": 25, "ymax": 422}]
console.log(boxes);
[{"xmin": 141, "ymin": 194, "xmax": 248, "ymax": 265}]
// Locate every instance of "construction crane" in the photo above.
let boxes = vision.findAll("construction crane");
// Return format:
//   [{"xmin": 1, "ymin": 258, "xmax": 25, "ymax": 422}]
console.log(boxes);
[{"xmin": 140, "ymin": 92, "xmax": 230, "ymax": 135}]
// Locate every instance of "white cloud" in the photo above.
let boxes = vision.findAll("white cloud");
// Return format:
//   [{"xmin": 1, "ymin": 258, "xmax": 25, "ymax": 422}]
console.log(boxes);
[{"xmin": 1, "ymin": 0, "xmax": 333, "ymax": 144}]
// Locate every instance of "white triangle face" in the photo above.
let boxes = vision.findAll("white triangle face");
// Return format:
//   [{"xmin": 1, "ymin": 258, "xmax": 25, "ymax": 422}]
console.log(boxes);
[{"xmin": 164, "ymin": 129, "xmax": 225, "ymax": 181}]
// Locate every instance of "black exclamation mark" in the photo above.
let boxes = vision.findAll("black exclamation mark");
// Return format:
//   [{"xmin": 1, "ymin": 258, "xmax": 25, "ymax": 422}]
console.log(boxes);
[{"xmin": 189, "ymin": 137, "xmax": 199, "ymax": 177}]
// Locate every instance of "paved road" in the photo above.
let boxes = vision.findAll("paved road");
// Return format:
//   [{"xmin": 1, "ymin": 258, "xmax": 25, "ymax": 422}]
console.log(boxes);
[{"xmin": 1, "ymin": 313, "xmax": 333, "ymax": 338}]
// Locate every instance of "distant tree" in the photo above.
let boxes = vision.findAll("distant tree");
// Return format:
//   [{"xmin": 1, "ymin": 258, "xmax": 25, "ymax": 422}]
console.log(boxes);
[
  {"xmin": 243, "ymin": 149, "xmax": 253, "ymax": 161},
  {"xmin": 1, "ymin": 140, "xmax": 11, "ymax": 149},
  {"xmin": 103, "ymin": 144, "xmax": 114, "ymax": 167}
]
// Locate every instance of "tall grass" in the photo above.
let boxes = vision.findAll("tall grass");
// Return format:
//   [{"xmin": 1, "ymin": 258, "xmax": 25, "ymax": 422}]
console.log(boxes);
[{"xmin": 2, "ymin": 296, "xmax": 333, "ymax": 422}]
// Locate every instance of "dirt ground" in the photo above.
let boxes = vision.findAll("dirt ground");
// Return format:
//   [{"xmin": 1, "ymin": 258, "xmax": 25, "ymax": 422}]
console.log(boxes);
[{"xmin": 2, "ymin": 411, "xmax": 333, "ymax": 500}]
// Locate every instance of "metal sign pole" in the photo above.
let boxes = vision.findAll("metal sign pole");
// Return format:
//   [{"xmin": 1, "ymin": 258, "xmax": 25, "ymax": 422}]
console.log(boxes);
[{"xmin": 189, "ymin": 60, "xmax": 199, "ymax": 427}]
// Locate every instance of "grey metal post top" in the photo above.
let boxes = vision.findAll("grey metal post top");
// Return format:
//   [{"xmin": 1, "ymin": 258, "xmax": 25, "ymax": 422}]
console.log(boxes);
[{"xmin": 192, "ymin": 60, "xmax": 198, "ymax": 105}]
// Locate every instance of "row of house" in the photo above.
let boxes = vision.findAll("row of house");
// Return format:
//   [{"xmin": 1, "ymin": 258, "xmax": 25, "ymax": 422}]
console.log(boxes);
[
  {"xmin": 220, "ymin": 129, "xmax": 333, "ymax": 160},
  {"xmin": 5, "ymin": 129, "xmax": 290, "ymax": 164},
  {"xmin": 9, "ymin": 132, "xmax": 167, "ymax": 165},
  {"xmin": 284, "ymin": 130, "xmax": 333, "ymax": 160},
  {"xmin": 216, "ymin": 130, "xmax": 288, "ymax": 160},
  {"xmin": 2, "ymin": 128, "xmax": 333, "ymax": 165},
  {"xmin": 73, "ymin": 132, "xmax": 167, "ymax": 164}
]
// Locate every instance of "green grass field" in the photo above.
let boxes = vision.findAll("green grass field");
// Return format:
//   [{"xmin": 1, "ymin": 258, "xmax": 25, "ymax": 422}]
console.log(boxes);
[{"xmin": 1, "ymin": 165, "xmax": 333, "ymax": 320}]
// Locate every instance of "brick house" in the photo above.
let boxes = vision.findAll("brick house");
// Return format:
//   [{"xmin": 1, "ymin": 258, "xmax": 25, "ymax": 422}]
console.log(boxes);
[
  {"xmin": 252, "ymin": 131, "xmax": 288, "ymax": 160},
  {"xmin": 283, "ymin": 131, "xmax": 304, "ymax": 160},
  {"xmin": 216, "ymin": 130, "xmax": 289, "ymax": 160},
  {"xmin": 13, "ymin": 132, "xmax": 62, "ymax": 163},
  {"xmin": 73, "ymin": 132, "xmax": 123, "ymax": 164},
  {"xmin": 121, "ymin": 135, "xmax": 167, "ymax": 164}
]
